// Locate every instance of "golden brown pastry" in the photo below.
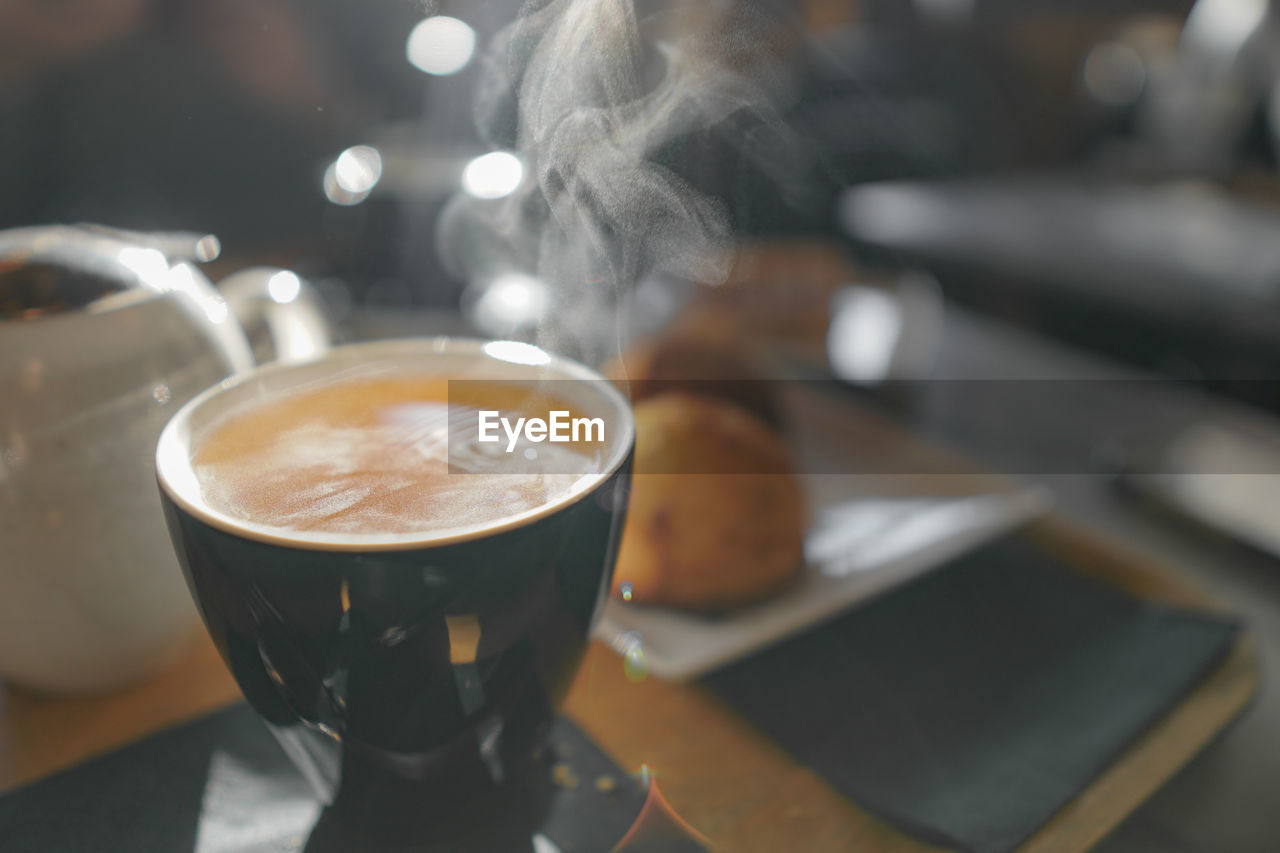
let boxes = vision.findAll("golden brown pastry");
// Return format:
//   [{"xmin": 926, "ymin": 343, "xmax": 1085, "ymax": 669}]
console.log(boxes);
[{"xmin": 612, "ymin": 392, "xmax": 806, "ymax": 612}]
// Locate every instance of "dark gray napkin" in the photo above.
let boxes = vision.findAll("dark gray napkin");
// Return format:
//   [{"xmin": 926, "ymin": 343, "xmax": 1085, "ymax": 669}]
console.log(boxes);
[
  {"xmin": 703, "ymin": 537, "xmax": 1240, "ymax": 853},
  {"xmin": 0, "ymin": 704, "xmax": 657, "ymax": 853}
]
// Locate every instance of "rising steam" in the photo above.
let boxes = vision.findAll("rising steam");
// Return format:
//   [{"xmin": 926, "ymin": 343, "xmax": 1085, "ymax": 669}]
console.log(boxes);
[{"xmin": 438, "ymin": 0, "xmax": 788, "ymax": 364}]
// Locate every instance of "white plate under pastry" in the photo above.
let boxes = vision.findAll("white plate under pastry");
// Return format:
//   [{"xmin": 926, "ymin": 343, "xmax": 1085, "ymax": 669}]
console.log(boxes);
[{"xmin": 593, "ymin": 486, "xmax": 1051, "ymax": 682}]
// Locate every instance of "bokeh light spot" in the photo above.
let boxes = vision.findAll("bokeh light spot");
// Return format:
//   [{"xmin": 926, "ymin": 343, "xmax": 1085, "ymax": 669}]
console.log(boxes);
[
  {"xmin": 406, "ymin": 16, "xmax": 476, "ymax": 76},
  {"xmin": 462, "ymin": 151, "xmax": 524, "ymax": 199}
]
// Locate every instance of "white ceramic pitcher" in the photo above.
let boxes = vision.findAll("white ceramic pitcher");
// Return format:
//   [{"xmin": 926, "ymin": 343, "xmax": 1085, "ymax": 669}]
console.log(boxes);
[{"xmin": 0, "ymin": 224, "xmax": 330, "ymax": 692}]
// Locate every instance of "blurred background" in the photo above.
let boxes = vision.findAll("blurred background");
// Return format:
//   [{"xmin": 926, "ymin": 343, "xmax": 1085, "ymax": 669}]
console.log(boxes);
[{"xmin": 5, "ymin": 0, "xmax": 1280, "ymax": 398}]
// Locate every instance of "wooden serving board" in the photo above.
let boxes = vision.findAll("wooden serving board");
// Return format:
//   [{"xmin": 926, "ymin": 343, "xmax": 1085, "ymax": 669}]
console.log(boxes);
[
  {"xmin": 564, "ymin": 385, "xmax": 1259, "ymax": 852},
  {"xmin": 0, "ymin": 384, "xmax": 1258, "ymax": 853}
]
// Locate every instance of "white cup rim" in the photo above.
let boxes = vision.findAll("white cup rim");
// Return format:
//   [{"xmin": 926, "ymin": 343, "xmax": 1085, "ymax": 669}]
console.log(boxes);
[{"xmin": 156, "ymin": 337, "xmax": 634, "ymax": 552}]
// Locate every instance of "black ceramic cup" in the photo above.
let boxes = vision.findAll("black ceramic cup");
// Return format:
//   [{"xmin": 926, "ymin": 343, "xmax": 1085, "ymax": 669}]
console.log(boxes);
[{"xmin": 155, "ymin": 339, "xmax": 633, "ymax": 843}]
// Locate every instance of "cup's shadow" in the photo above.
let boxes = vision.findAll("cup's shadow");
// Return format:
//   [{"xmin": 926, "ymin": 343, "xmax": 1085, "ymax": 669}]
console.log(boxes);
[
  {"xmin": 302, "ymin": 747, "xmax": 556, "ymax": 852},
  {"xmin": 295, "ymin": 717, "xmax": 678, "ymax": 852}
]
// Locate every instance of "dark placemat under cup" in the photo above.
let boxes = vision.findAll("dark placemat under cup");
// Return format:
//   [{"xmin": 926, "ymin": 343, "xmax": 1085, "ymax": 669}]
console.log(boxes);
[{"xmin": 0, "ymin": 703, "xmax": 678, "ymax": 852}]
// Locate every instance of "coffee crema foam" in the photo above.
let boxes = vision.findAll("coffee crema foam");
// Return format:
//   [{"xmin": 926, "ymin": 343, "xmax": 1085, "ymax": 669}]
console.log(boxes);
[{"xmin": 191, "ymin": 375, "xmax": 600, "ymax": 536}]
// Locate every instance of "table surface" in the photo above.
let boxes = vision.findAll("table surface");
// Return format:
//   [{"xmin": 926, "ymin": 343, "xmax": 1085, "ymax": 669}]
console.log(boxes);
[
  {"xmin": 0, "ymin": 524, "xmax": 1255, "ymax": 853},
  {"xmin": 928, "ymin": 309, "xmax": 1280, "ymax": 853},
  {"xmin": 0, "ymin": 352, "xmax": 1260, "ymax": 852}
]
